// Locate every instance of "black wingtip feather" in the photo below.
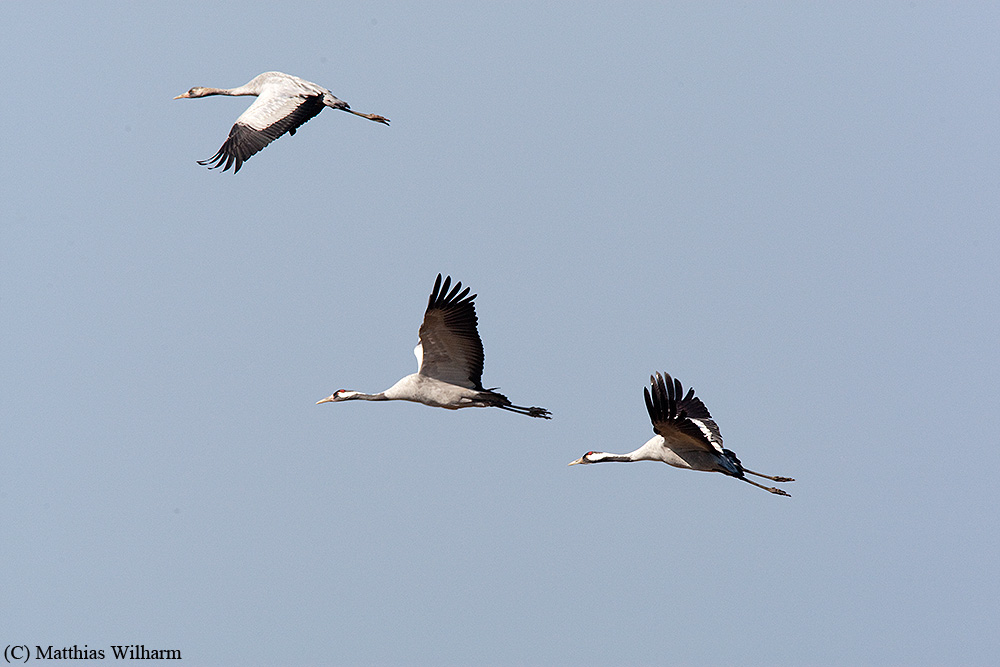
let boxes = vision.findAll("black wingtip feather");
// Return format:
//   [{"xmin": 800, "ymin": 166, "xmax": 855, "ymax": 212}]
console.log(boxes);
[
  {"xmin": 428, "ymin": 274, "xmax": 476, "ymax": 310},
  {"xmin": 645, "ymin": 370, "xmax": 719, "ymax": 437}
]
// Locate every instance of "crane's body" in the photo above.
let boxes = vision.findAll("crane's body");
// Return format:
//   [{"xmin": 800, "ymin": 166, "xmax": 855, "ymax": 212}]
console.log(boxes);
[
  {"xmin": 569, "ymin": 372, "xmax": 792, "ymax": 496},
  {"xmin": 317, "ymin": 275, "xmax": 551, "ymax": 419},
  {"xmin": 336, "ymin": 371, "xmax": 525, "ymax": 411},
  {"xmin": 174, "ymin": 71, "xmax": 389, "ymax": 172},
  {"xmin": 580, "ymin": 435, "xmax": 741, "ymax": 475}
]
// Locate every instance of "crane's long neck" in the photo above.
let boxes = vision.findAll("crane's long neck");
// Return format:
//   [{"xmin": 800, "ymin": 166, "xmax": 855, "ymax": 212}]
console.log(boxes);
[
  {"xmin": 586, "ymin": 438, "xmax": 666, "ymax": 464},
  {"xmin": 203, "ymin": 86, "xmax": 257, "ymax": 97},
  {"xmin": 346, "ymin": 391, "xmax": 389, "ymax": 401},
  {"xmin": 316, "ymin": 390, "xmax": 390, "ymax": 405},
  {"xmin": 586, "ymin": 451, "xmax": 644, "ymax": 463}
]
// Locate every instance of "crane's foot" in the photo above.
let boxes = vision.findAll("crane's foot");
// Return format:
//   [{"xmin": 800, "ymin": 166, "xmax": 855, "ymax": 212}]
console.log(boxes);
[
  {"xmin": 528, "ymin": 407, "xmax": 552, "ymax": 419},
  {"xmin": 772, "ymin": 476, "xmax": 795, "ymax": 483},
  {"xmin": 767, "ymin": 487, "xmax": 791, "ymax": 497},
  {"xmin": 367, "ymin": 114, "xmax": 390, "ymax": 125}
]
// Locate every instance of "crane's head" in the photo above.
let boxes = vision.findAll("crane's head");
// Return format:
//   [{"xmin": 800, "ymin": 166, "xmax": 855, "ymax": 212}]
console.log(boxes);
[
  {"xmin": 174, "ymin": 87, "xmax": 211, "ymax": 99},
  {"xmin": 567, "ymin": 451, "xmax": 600, "ymax": 465},
  {"xmin": 316, "ymin": 389, "xmax": 360, "ymax": 404}
]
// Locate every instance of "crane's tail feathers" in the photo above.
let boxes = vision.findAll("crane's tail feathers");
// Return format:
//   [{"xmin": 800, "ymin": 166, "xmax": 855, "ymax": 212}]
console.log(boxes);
[
  {"xmin": 498, "ymin": 404, "xmax": 552, "ymax": 419},
  {"xmin": 343, "ymin": 109, "xmax": 390, "ymax": 125},
  {"xmin": 743, "ymin": 468, "xmax": 795, "ymax": 483},
  {"xmin": 740, "ymin": 477, "xmax": 791, "ymax": 497}
]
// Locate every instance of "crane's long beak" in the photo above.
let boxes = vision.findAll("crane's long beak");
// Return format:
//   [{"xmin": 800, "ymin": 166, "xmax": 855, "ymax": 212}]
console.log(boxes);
[
  {"xmin": 567, "ymin": 457, "xmax": 585, "ymax": 466},
  {"xmin": 173, "ymin": 92, "xmax": 190, "ymax": 99},
  {"xmin": 316, "ymin": 395, "xmax": 336, "ymax": 404}
]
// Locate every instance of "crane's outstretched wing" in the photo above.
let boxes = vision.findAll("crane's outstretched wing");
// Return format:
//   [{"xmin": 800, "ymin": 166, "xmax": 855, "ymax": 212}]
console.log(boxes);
[
  {"xmin": 416, "ymin": 274, "xmax": 485, "ymax": 389},
  {"xmin": 643, "ymin": 372, "xmax": 724, "ymax": 454},
  {"xmin": 199, "ymin": 92, "xmax": 324, "ymax": 173}
]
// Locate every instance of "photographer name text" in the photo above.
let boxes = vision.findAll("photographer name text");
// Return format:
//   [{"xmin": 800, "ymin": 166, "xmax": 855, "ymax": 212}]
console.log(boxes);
[{"xmin": 4, "ymin": 645, "xmax": 180, "ymax": 662}]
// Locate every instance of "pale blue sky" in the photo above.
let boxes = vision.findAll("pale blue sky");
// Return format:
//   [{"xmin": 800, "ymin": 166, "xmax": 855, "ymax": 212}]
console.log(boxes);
[{"xmin": 3, "ymin": 2, "xmax": 998, "ymax": 665}]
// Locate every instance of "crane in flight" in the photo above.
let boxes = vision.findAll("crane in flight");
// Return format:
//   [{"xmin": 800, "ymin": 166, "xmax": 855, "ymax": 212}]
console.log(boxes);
[
  {"xmin": 317, "ymin": 274, "xmax": 551, "ymax": 419},
  {"xmin": 569, "ymin": 372, "xmax": 792, "ymax": 496},
  {"xmin": 174, "ymin": 71, "xmax": 389, "ymax": 172}
]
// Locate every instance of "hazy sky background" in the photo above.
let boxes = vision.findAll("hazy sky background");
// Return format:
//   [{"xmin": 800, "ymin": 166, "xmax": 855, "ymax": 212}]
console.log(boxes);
[{"xmin": 3, "ymin": 2, "xmax": 998, "ymax": 665}]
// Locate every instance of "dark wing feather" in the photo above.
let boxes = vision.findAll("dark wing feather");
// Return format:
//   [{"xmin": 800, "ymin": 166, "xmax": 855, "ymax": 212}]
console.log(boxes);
[
  {"xmin": 199, "ymin": 94, "xmax": 325, "ymax": 173},
  {"xmin": 644, "ymin": 372, "xmax": 724, "ymax": 454},
  {"xmin": 417, "ymin": 274, "xmax": 485, "ymax": 389}
]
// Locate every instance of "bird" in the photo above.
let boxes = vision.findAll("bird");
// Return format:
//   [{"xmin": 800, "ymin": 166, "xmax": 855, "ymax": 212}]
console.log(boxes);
[
  {"xmin": 569, "ymin": 372, "xmax": 793, "ymax": 496},
  {"xmin": 174, "ymin": 71, "xmax": 389, "ymax": 173},
  {"xmin": 317, "ymin": 274, "xmax": 552, "ymax": 419}
]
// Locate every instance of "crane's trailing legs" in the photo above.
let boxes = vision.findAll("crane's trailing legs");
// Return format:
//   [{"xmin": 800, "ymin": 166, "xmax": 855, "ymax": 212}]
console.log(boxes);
[
  {"xmin": 498, "ymin": 404, "xmax": 552, "ymax": 419},
  {"xmin": 738, "ymin": 468, "xmax": 795, "ymax": 496},
  {"xmin": 744, "ymin": 468, "xmax": 795, "ymax": 483},
  {"xmin": 470, "ymin": 387, "xmax": 551, "ymax": 418},
  {"xmin": 740, "ymin": 477, "xmax": 791, "ymax": 496},
  {"xmin": 344, "ymin": 109, "xmax": 390, "ymax": 125}
]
